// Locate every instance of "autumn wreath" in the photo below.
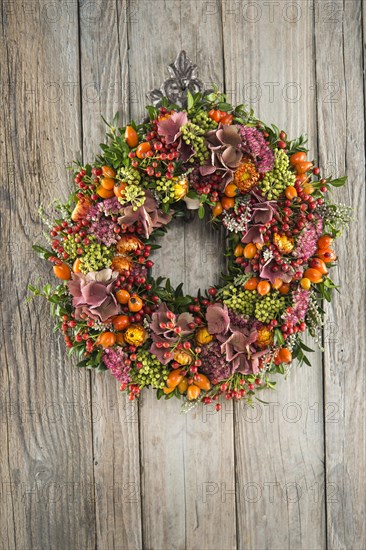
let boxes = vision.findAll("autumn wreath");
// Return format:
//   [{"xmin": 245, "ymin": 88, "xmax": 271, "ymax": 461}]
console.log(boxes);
[{"xmin": 32, "ymin": 55, "xmax": 351, "ymax": 411}]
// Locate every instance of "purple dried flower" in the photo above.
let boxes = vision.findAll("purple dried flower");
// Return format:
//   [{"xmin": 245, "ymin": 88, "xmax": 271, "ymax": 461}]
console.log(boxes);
[
  {"xmin": 157, "ymin": 111, "xmax": 188, "ymax": 144},
  {"xmin": 129, "ymin": 263, "xmax": 148, "ymax": 281},
  {"xmin": 258, "ymin": 258, "xmax": 294, "ymax": 285},
  {"xmin": 200, "ymin": 309, "xmax": 268, "ymax": 378},
  {"xmin": 199, "ymin": 341, "xmax": 232, "ymax": 382},
  {"xmin": 90, "ymin": 218, "xmax": 119, "ymax": 247},
  {"xmin": 295, "ymin": 216, "xmax": 323, "ymax": 261},
  {"xmin": 102, "ymin": 347, "xmax": 131, "ymax": 384},
  {"xmin": 150, "ymin": 303, "xmax": 194, "ymax": 337},
  {"xmin": 86, "ymin": 197, "xmax": 123, "ymax": 246},
  {"xmin": 101, "ymin": 197, "xmax": 124, "ymax": 216},
  {"xmin": 284, "ymin": 288, "xmax": 310, "ymax": 325},
  {"xmin": 228, "ymin": 309, "xmax": 251, "ymax": 330},
  {"xmin": 239, "ymin": 125, "xmax": 275, "ymax": 173},
  {"xmin": 241, "ymin": 197, "xmax": 277, "ymax": 244},
  {"xmin": 219, "ymin": 328, "xmax": 259, "ymax": 373}
]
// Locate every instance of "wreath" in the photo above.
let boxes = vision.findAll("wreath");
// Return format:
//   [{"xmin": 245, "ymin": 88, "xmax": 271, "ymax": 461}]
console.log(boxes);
[{"xmin": 32, "ymin": 52, "xmax": 351, "ymax": 412}]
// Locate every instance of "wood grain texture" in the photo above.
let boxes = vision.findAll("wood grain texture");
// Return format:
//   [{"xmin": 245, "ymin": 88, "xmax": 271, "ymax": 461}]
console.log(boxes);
[
  {"xmin": 0, "ymin": 0, "xmax": 364, "ymax": 549},
  {"xmin": 315, "ymin": 1, "xmax": 366, "ymax": 548},
  {"xmin": 0, "ymin": 1, "xmax": 96, "ymax": 548},
  {"xmin": 78, "ymin": 1, "xmax": 142, "ymax": 548},
  {"xmin": 222, "ymin": 2, "xmax": 326, "ymax": 548}
]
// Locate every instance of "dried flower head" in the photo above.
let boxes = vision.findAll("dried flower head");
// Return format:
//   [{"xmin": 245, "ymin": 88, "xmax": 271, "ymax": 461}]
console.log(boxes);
[
  {"xmin": 256, "ymin": 326, "xmax": 274, "ymax": 349},
  {"xmin": 273, "ymin": 233, "xmax": 294, "ymax": 254},
  {"xmin": 124, "ymin": 324, "xmax": 146, "ymax": 346},
  {"xmin": 116, "ymin": 235, "xmax": 144, "ymax": 254},
  {"xmin": 233, "ymin": 162, "xmax": 260, "ymax": 193},
  {"xmin": 173, "ymin": 350, "xmax": 193, "ymax": 365},
  {"xmin": 111, "ymin": 255, "xmax": 133, "ymax": 274}
]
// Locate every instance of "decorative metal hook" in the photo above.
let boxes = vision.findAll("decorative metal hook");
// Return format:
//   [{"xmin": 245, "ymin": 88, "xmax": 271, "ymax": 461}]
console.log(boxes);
[{"xmin": 147, "ymin": 50, "xmax": 205, "ymax": 108}]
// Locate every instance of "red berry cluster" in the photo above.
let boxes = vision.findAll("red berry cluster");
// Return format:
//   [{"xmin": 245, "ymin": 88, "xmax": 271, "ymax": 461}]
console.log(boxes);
[
  {"xmin": 188, "ymin": 167, "xmax": 222, "ymax": 202},
  {"xmin": 129, "ymin": 108, "xmax": 181, "ymax": 179},
  {"xmin": 60, "ymin": 313, "xmax": 94, "ymax": 353}
]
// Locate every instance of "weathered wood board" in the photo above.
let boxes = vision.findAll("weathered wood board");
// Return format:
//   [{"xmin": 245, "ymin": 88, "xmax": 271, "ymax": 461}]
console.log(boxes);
[{"xmin": 0, "ymin": 1, "xmax": 364, "ymax": 549}]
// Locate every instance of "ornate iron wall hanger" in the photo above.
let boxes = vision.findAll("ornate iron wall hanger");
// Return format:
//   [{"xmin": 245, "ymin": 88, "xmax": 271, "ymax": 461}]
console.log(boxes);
[{"xmin": 147, "ymin": 50, "xmax": 206, "ymax": 108}]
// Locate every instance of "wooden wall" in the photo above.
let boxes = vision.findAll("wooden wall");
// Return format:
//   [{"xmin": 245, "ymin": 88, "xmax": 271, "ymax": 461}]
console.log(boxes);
[{"xmin": 0, "ymin": 1, "xmax": 365, "ymax": 548}]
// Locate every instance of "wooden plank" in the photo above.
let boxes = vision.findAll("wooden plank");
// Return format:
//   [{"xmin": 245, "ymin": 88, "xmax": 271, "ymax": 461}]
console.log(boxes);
[
  {"xmin": 78, "ymin": 1, "xmax": 143, "ymax": 548},
  {"xmin": 315, "ymin": 2, "xmax": 366, "ymax": 548},
  {"xmin": 222, "ymin": 2, "xmax": 326, "ymax": 548},
  {"xmin": 0, "ymin": 1, "xmax": 96, "ymax": 548},
  {"xmin": 128, "ymin": 2, "xmax": 236, "ymax": 549}
]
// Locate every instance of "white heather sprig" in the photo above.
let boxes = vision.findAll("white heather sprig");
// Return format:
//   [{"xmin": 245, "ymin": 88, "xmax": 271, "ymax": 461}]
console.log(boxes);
[
  {"xmin": 284, "ymin": 333, "xmax": 297, "ymax": 352},
  {"xmin": 262, "ymin": 248, "xmax": 273, "ymax": 262},
  {"xmin": 306, "ymin": 291, "xmax": 324, "ymax": 350},
  {"xmin": 318, "ymin": 202, "xmax": 353, "ymax": 236},
  {"xmin": 223, "ymin": 200, "xmax": 252, "ymax": 233}
]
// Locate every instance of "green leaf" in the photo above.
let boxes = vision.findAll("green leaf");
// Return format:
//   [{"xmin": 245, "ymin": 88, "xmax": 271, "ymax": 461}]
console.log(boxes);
[
  {"xmin": 112, "ymin": 112, "xmax": 120, "ymax": 127},
  {"xmin": 300, "ymin": 341, "xmax": 314, "ymax": 353},
  {"xmin": 95, "ymin": 364, "xmax": 108, "ymax": 373},
  {"xmin": 165, "ymin": 390, "xmax": 176, "ymax": 399},
  {"xmin": 328, "ymin": 176, "xmax": 347, "ymax": 187},
  {"xmin": 175, "ymin": 296, "xmax": 192, "ymax": 306},
  {"xmin": 294, "ymin": 347, "xmax": 312, "ymax": 367},
  {"xmin": 218, "ymin": 102, "xmax": 232, "ymax": 111},
  {"xmin": 166, "ymin": 279, "xmax": 172, "ymax": 293},
  {"xmin": 145, "ymin": 105, "xmax": 157, "ymax": 120},
  {"xmin": 187, "ymin": 90, "xmax": 194, "ymax": 111},
  {"xmin": 204, "ymin": 93, "xmax": 217, "ymax": 103},
  {"xmin": 76, "ymin": 359, "xmax": 90, "ymax": 368},
  {"xmin": 175, "ymin": 282, "xmax": 184, "ymax": 297},
  {"xmin": 255, "ymin": 396, "xmax": 271, "ymax": 405},
  {"xmin": 32, "ymin": 245, "xmax": 53, "ymax": 261},
  {"xmin": 274, "ymin": 328, "xmax": 285, "ymax": 346},
  {"xmin": 187, "ymin": 189, "xmax": 199, "ymax": 199},
  {"xmin": 198, "ymin": 205, "xmax": 205, "ymax": 219}
]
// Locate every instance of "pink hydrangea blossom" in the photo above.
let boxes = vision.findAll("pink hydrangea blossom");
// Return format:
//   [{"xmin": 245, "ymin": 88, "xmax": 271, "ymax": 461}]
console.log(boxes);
[
  {"xmin": 157, "ymin": 112, "xmax": 194, "ymax": 161},
  {"xmin": 149, "ymin": 303, "xmax": 194, "ymax": 364},
  {"xmin": 68, "ymin": 269, "xmax": 119, "ymax": 322},
  {"xmin": 201, "ymin": 124, "xmax": 243, "ymax": 188},
  {"xmin": 118, "ymin": 191, "xmax": 171, "ymax": 238},
  {"xmin": 206, "ymin": 303, "xmax": 230, "ymax": 334},
  {"xmin": 205, "ymin": 304, "xmax": 270, "ymax": 375}
]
